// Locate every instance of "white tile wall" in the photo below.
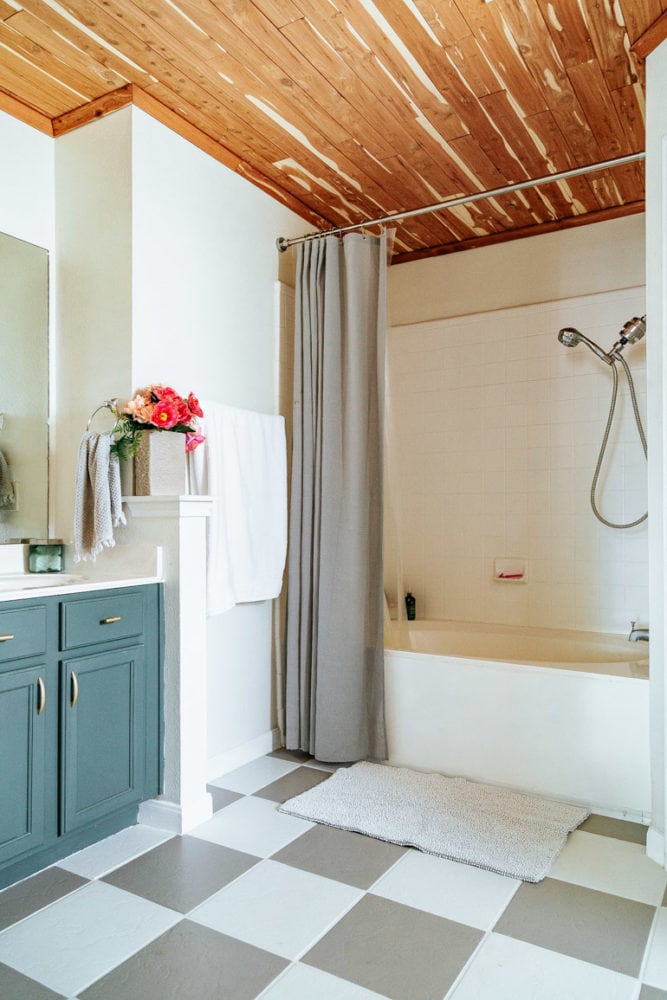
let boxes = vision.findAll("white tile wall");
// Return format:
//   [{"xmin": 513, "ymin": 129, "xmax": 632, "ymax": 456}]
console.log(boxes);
[{"xmin": 385, "ymin": 287, "xmax": 647, "ymax": 633}]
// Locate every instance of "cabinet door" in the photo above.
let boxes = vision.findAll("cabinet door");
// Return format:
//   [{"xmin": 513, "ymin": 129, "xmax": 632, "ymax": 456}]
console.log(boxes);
[
  {"xmin": 61, "ymin": 645, "xmax": 145, "ymax": 834},
  {"xmin": 0, "ymin": 666, "xmax": 48, "ymax": 864}
]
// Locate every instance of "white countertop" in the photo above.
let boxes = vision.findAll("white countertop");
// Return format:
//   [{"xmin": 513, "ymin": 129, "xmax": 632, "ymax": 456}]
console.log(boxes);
[{"xmin": 0, "ymin": 574, "xmax": 163, "ymax": 602}]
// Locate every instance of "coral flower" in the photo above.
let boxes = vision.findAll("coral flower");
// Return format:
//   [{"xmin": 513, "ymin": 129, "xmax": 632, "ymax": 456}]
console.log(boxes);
[
  {"xmin": 150, "ymin": 399, "xmax": 179, "ymax": 429},
  {"xmin": 185, "ymin": 432, "xmax": 206, "ymax": 452},
  {"xmin": 187, "ymin": 393, "xmax": 204, "ymax": 418}
]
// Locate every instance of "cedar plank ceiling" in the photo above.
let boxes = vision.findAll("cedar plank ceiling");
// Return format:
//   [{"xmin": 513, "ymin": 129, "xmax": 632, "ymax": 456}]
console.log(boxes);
[{"xmin": 0, "ymin": 1, "xmax": 664, "ymax": 261}]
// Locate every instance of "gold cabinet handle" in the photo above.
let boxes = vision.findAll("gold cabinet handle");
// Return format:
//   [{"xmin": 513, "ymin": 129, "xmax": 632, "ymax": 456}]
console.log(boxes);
[
  {"xmin": 37, "ymin": 676, "xmax": 46, "ymax": 715},
  {"xmin": 71, "ymin": 671, "xmax": 79, "ymax": 708},
  {"xmin": 0, "ymin": 634, "xmax": 14, "ymax": 641},
  {"xmin": 100, "ymin": 616, "xmax": 121, "ymax": 624}
]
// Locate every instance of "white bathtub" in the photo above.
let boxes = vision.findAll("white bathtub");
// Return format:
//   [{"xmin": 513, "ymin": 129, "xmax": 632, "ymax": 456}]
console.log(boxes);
[{"xmin": 384, "ymin": 620, "xmax": 650, "ymax": 819}]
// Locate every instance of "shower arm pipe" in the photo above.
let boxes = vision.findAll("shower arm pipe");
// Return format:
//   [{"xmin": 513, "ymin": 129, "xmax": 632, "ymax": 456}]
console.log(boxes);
[{"xmin": 276, "ymin": 151, "xmax": 645, "ymax": 252}]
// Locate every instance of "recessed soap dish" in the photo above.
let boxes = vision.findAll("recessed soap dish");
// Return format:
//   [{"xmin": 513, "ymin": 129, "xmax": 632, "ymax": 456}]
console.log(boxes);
[{"xmin": 494, "ymin": 558, "xmax": 527, "ymax": 582}]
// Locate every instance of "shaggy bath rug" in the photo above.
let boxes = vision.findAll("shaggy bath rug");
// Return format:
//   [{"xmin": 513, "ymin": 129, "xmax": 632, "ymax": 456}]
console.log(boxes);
[{"xmin": 279, "ymin": 762, "xmax": 589, "ymax": 883}]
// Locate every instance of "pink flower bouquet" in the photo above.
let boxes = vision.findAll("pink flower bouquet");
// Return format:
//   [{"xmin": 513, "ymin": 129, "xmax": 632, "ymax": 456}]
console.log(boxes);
[{"xmin": 111, "ymin": 385, "xmax": 205, "ymax": 461}]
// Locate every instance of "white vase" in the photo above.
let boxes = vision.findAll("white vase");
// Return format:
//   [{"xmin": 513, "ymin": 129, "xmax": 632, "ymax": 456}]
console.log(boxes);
[{"xmin": 133, "ymin": 430, "xmax": 187, "ymax": 496}]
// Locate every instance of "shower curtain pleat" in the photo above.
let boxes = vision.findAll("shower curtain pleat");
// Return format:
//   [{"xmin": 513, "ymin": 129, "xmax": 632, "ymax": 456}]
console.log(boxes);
[{"xmin": 285, "ymin": 232, "xmax": 387, "ymax": 762}]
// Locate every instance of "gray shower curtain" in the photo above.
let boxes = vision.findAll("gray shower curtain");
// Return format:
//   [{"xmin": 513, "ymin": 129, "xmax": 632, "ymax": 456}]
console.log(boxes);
[{"xmin": 285, "ymin": 232, "xmax": 387, "ymax": 762}]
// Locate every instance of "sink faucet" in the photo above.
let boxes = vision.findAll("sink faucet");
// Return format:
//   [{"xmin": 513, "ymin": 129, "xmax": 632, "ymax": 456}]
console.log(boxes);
[{"xmin": 629, "ymin": 620, "xmax": 649, "ymax": 642}]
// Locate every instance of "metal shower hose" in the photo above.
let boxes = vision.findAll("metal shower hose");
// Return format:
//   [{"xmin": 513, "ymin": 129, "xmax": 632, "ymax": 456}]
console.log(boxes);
[{"xmin": 590, "ymin": 353, "xmax": 647, "ymax": 529}]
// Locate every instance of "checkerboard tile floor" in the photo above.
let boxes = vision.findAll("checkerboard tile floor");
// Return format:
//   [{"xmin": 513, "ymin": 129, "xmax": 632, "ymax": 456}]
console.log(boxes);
[{"xmin": 2, "ymin": 750, "xmax": 667, "ymax": 999}]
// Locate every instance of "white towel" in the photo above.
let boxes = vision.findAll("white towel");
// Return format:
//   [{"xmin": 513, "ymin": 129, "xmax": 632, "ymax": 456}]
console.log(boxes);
[
  {"xmin": 0, "ymin": 449, "xmax": 14, "ymax": 508},
  {"xmin": 73, "ymin": 431, "xmax": 127, "ymax": 562},
  {"xmin": 189, "ymin": 402, "xmax": 287, "ymax": 616}
]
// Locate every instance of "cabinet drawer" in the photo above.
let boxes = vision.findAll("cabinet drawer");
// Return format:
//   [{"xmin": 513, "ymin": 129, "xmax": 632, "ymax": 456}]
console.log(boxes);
[
  {"xmin": 61, "ymin": 592, "xmax": 144, "ymax": 650},
  {"xmin": 0, "ymin": 606, "xmax": 47, "ymax": 664}
]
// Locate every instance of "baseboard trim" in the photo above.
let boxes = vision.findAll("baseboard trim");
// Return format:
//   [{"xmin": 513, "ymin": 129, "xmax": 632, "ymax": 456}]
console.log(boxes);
[
  {"xmin": 206, "ymin": 728, "xmax": 282, "ymax": 781},
  {"xmin": 138, "ymin": 791, "xmax": 213, "ymax": 835},
  {"xmin": 647, "ymin": 825, "xmax": 665, "ymax": 866}
]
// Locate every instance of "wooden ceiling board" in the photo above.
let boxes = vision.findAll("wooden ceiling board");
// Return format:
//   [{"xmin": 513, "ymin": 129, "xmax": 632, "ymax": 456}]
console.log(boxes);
[
  {"xmin": 0, "ymin": 0, "xmax": 653, "ymax": 259},
  {"xmin": 5, "ymin": 8, "xmax": 127, "ymax": 91},
  {"xmin": 0, "ymin": 18, "xmax": 111, "ymax": 100}
]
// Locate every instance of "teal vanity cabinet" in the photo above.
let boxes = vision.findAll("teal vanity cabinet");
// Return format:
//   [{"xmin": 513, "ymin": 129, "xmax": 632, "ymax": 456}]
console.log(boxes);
[
  {"xmin": 0, "ymin": 584, "xmax": 163, "ymax": 889},
  {"xmin": 0, "ymin": 601, "xmax": 57, "ymax": 869}
]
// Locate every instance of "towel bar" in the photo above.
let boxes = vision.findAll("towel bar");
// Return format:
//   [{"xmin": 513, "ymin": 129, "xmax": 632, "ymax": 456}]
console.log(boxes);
[{"xmin": 86, "ymin": 399, "xmax": 119, "ymax": 431}]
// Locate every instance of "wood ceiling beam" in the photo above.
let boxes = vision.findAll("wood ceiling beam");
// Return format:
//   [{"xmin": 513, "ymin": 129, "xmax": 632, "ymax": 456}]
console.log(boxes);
[
  {"xmin": 392, "ymin": 200, "xmax": 645, "ymax": 264},
  {"xmin": 0, "ymin": 85, "xmax": 53, "ymax": 134},
  {"xmin": 631, "ymin": 11, "xmax": 667, "ymax": 60},
  {"xmin": 51, "ymin": 83, "xmax": 133, "ymax": 135}
]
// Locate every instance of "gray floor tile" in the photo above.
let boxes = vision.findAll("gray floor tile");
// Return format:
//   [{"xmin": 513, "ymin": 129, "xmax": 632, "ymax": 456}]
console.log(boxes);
[
  {"xmin": 272, "ymin": 824, "xmax": 406, "ymax": 889},
  {"xmin": 579, "ymin": 813, "xmax": 648, "ymax": 845},
  {"xmin": 495, "ymin": 877, "xmax": 655, "ymax": 976},
  {"xmin": 79, "ymin": 919, "xmax": 288, "ymax": 1000},
  {"xmin": 102, "ymin": 835, "xmax": 260, "ymax": 912},
  {"xmin": 254, "ymin": 765, "xmax": 331, "ymax": 803},
  {"xmin": 0, "ymin": 867, "xmax": 88, "ymax": 932},
  {"xmin": 0, "ymin": 962, "xmax": 65, "ymax": 1000},
  {"xmin": 640, "ymin": 987, "xmax": 667, "ymax": 1000},
  {"xmin": 303, "ymin": 893, "xmax": 482, "ymax": 1000},
  {"xmin": 207, "ymin": 785, "xmax": 244, "ymax": 812}
]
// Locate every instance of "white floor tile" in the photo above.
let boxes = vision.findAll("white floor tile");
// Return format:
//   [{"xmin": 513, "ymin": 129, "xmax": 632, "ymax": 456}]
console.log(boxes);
[
  {"xmin": 58, "ymin": 824, "xmax": 174, "ymax": 879},
  {"xmin": 209, "ymin": 756, "xmax": 300, "ymax": 794},
  {"xmin": 371, "ymin": 851, "xmax": 520, "ymax": 930},
  {"xmin": 189, "ymin": 859, "xmax": 362, "ymax": 959},
  {"xmin": 642, "ymin": 908, "xmax": 667, "ymax": 989},
  {"xmin": 450, "ymin": 933, "xmax": 638, "ymax": 1000},
  {"xmin": 189, "ymin": 795, "xmax": 314, "ymax": 857},
  {"xmin": 0, "ymin": 880, "xmax": 180, "ymax": 997},
  {"xmin": 259, "ymin": 962, "xmax": 390, "ymax": 999},
  {"xmin": 549, "ymin": 831, "xmax": 667, "ymax": 905}
]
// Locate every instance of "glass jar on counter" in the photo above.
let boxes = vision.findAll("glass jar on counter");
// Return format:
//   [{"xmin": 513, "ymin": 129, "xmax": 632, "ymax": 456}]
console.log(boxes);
[{"xmin": 28, "ymin": 539, "xmax": 64, "ymax": 573}]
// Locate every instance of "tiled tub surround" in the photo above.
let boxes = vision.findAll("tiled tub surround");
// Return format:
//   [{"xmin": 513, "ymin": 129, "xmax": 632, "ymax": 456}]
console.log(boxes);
[
  {"xmin": 385, "ymin": 285, "xmax": 647, "ymax": 633},
  {"xmin": 1, "ymin": 751, "xmax": 667, "ymax": 1000}
]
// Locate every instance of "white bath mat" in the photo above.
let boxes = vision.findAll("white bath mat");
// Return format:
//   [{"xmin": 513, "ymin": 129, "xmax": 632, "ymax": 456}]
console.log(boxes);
[{"xmin": 279, "ymin": 762, "xmax": 589, "ymax": 883}]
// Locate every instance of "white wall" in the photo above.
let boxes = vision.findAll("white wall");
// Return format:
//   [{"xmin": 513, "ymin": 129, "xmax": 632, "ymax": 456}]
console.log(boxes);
[
  {"xmin": 386, "ymin": 285, "xmax": 647, "ymax": 633},
  {"xmin": 129, "ymin": 109, "xmax": 307, "ymax": 772},
  {"xmin": 388, "ymin": 214, "xmax": 645, "ymax": 327},
  {"xmin": 646, "ymin": 39, "xmax": 667, "ymax": 861},
  {"xmin": 0, "ymin": 111, "xmax": 54, "ymax": 250},
  {"xmin": 54, "ymin": 109, "xmax": 133, "ymax": 537},
  {"xmin": 53, "ymin": 106, "xmax": 307, "ymax": 775}
]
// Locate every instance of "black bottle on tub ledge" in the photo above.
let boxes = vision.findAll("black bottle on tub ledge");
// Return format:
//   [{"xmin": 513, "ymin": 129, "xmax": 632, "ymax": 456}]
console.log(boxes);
[{"xmin": 405, "ymin": 592, "xmax": 416, "ymax": 620}]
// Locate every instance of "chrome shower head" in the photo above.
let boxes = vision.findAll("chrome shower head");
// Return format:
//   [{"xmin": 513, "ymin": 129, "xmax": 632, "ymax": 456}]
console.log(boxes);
[
  {"xmin": 558, "ymin": 328, "xmax": 582, "ymax": 348},
  {"xmin": 557, "ymin": 327, "xmax": 612, "ymax": 365}
]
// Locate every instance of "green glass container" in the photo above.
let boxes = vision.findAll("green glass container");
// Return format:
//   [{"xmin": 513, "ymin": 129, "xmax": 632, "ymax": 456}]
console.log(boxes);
[{"xmin": 28, "ymin": 539, "xmax": 64, "ymax": 573}]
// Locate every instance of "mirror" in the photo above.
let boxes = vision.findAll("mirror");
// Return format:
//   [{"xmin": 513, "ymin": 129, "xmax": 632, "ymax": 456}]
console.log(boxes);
[{"xmin": 0, "ymin": 231, "xmax": 49, "ymax": 542}]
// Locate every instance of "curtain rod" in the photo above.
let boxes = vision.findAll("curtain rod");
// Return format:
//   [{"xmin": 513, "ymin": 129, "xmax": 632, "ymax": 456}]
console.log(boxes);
[{"xmin": 276, "ymin": 151, "xmax": 645, "ymax": 252}]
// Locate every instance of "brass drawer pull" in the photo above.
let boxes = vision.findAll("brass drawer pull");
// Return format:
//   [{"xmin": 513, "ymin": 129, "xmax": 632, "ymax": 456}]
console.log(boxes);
[
  {"xmin": 0, "ymin": 634, "xmax": 15, "ymax": 642},
  {"xmin": 71, "ymin": 671, "xmax": 79, "ymax": 708},
  {"xmin": 100, "ymin": 616, "xmax": 121, "ymax": 625},
  {"xmin": 37, "ymin": 676, "xmax": 46, "ymax": 715}
]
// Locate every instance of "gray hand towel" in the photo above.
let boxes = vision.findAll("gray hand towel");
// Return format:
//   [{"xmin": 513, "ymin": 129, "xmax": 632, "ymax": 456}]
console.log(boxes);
[
  {"xmin": 73, "ymin": 432, "xmax": 126, "ymax": 561},
  {"xmin": 0, "ymin": 449, "xmax": 14, "ymax": 508}
]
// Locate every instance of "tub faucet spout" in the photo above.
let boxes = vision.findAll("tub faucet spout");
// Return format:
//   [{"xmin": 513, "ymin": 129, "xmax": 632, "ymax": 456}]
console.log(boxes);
[{"xmin": 628, "ymin": 621, "xmax": 649, "ymax": 642}]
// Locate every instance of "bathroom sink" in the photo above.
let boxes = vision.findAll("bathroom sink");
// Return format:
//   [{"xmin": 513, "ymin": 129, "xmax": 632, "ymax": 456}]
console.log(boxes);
[{"xmin": 0, "ymin": 573, "xmax": 84, "ymax": 591}]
